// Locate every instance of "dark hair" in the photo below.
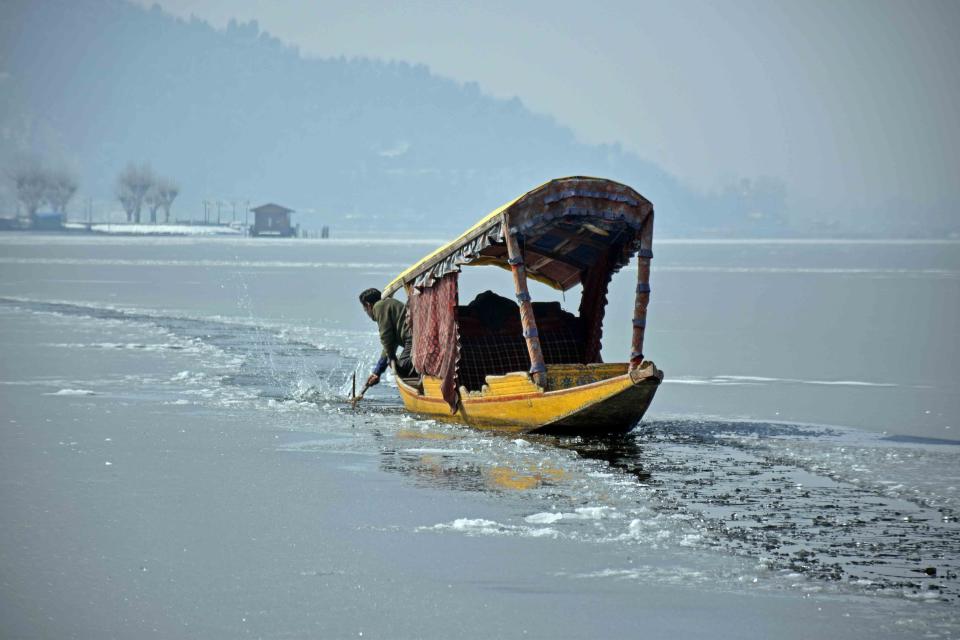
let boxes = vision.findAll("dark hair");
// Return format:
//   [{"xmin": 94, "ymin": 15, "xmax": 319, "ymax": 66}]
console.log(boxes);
[{"xmin": 359, "ymin": 288, "xmax": 381, "ymax": 306}]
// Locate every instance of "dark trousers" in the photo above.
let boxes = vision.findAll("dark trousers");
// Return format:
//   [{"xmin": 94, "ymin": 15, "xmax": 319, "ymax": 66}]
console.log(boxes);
[{"xmin": 395, "ymin": 333, "xmax": 416, "ymax": 377}]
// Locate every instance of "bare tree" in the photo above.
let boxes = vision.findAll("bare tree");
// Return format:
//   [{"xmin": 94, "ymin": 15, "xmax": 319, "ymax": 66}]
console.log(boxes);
[
  {"xmin": 156, "ymin": 178, "xmax": 179, "ymax": 222},
  {"xmin": 116, "ymin": 163, "xmax": 154, "ymax": 223},
  {"xmin": 12, "ymin": 163, "xmax": 48, "ymax": 224},
  {"xmin": 116, "ymin": 183, "xmax": 137, "ymax": 222},
  {"xmin": 44, "ymin": 169, "xmax": 78, "ymax": 214},
  {"xmin": 144, "ymin": 184, "xmax": 163, "ymax": 223}
]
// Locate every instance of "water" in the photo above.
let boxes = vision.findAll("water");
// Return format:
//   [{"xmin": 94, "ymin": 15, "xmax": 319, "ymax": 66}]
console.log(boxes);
[{"xmin": 0, "ymin": 233, "xmax": 958, "ymax": 638}]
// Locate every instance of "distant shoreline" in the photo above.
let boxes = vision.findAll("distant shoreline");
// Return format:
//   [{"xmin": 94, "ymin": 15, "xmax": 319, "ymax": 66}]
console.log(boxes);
[{"xmin": 1, "ymin": 229, "xmax": 958, "ymax": 245}]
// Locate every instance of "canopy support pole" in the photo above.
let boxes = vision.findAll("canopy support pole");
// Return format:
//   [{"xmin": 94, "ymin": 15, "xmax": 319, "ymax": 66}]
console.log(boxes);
[
  {"xmin": 503, "ymin": 216, "xmax": 547, "ymax": 388},
  {"xmin": 630, "ymin": 211, "xmax": 654, "ymax": 370}
]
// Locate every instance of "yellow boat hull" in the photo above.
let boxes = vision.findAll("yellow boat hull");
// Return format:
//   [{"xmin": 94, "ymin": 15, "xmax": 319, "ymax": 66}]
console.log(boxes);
[{"xmin": 396, "ymin": 361, "xmax": 663, "ymax": 435}]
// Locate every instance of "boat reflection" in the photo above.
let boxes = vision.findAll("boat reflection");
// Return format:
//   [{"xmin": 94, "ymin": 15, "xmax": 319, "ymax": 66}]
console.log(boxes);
[
  {"xmin": 381, "ymin": 450, "xmax": 488, "ymax": 492},
  {"xmin": 551, "ymin": 434, "xmax": 652, "ymax": 483},
  {"xmin": 484, "ymin": 465, "xmax": 566, "ymax": 491},
  {"xmin": 377, "ymin": 426, "xmax": 651, "ymax": 494},
  {"xmin": 380, "ymin": 448, "xmax": 568, "ymax": 493}
]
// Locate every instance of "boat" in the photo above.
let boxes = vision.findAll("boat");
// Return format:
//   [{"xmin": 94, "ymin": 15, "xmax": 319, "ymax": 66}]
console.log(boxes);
[{"xmin": 382, "ymin": 176, "xmax": 663, "ymax": 435}]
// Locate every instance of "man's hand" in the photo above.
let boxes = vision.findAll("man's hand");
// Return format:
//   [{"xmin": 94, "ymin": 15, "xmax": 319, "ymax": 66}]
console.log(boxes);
[{"xmin": 365, "ymin": 373, "xmax": 380, "ymax": 388}]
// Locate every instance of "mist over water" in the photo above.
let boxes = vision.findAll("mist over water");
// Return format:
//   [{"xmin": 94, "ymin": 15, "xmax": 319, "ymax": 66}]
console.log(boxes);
[{"xmin": 1, "ymin": 233, "xmax": 958, "ymax": 637}]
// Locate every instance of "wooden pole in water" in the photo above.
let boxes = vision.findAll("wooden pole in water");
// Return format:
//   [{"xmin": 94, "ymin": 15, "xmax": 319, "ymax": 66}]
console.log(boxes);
[
  {"xmin": 351, "ymin": 371, "xmax": 357, "ymax": 406},
  {"xmin": 502, "ymin": 216, "xmax": 547, "ymax": 388},
  {"xmin": 630, "ymin": 211, "xmax": 654, "ymax": 370}
]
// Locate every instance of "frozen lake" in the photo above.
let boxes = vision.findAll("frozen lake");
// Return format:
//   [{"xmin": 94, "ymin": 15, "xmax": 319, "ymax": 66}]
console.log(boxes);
[{"xmin": 0, "ymin": 233, "xmax": 958, "ymax": 638}]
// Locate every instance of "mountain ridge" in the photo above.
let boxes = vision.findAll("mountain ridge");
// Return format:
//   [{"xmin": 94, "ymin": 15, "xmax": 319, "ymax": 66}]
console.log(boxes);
[{"xmin": 0, "ymin": 0, "xmax": 788, "ymax": 235}]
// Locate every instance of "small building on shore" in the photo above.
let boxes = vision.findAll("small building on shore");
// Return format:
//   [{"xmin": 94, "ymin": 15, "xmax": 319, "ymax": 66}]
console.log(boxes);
[
  {"xmin": 250, "ymin": 203, "xmax": 295, "ymax": 237},
  {"xmin": 0, "ymin": 217, "xmax": 23, "ymax": 231},
  {"xmin": 33, "ymin": 212, "xmax": 65, "ymax": 231}
]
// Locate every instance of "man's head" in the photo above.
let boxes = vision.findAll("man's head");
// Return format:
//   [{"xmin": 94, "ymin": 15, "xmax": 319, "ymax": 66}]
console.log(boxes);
[{"xmin": 359, "ymin": 287, "xmax": 381, "ymax": 319}]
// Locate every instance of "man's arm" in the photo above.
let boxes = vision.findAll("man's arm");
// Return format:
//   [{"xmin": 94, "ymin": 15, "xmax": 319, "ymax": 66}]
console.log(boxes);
[
  {"xmin": 364, "ymin": 354, "xmax": 389, "ymax": 389},
  {"xmin": 378, "ymin": 322, "xmax": 400, "ymax": 362},
  {"xmin": 367, "ymin": 303, "xmax": 398, "ymax": 387},
  {"xmin": 376, "ymin": 302, "xmax": 403, "ymax": 365},
  {"xmin": 372, "ymin": 354, "xmax": 389, "ymax": 376}
]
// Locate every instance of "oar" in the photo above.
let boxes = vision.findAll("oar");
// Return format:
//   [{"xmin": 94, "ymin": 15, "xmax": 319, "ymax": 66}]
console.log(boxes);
[{"xmin": 351, "ymin": 371, "xmax": 370, "ymax": 408}]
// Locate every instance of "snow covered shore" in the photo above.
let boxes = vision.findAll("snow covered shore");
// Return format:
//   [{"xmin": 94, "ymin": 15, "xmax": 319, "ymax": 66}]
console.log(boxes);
[{"xmin": 63, "ymin": 222, "xmax": 244, "ymax": 236}]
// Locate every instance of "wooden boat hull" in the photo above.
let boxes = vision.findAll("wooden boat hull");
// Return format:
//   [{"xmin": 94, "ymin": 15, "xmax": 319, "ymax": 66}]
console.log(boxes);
[{"xmin": 396, "ymin": 361, "xmax": 662, "ymax": 435}]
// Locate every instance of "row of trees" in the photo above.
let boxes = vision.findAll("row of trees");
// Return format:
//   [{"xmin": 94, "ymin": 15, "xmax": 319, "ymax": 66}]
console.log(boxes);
[
  {"xmin": 10, "ymin": 161, "xmax": 181, "ymax": 226},
  {"xmin": 116, "ymin": 164, "xmax": 180, "ymax": 223},
  {"xmin": 13, "ymin": 163, "xmax": 78, "ymax": 222}
]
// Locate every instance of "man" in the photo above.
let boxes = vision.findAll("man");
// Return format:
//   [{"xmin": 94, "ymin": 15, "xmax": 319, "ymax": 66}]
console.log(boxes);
[{"xmin": 359, "ymin": 287, "xmax": 415, "ymax": 389}]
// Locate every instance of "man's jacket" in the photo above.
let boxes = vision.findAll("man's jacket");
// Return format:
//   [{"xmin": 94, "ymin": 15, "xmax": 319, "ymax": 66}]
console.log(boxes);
[{"xmin": 372, "ymin": 297, "xmax": 410, "ymax": 373}]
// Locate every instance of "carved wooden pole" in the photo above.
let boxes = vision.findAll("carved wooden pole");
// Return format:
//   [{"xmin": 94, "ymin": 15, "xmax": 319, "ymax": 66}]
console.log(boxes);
[
  {"xmin": 502, "ymin": 215, "xmax": 547, "ymax": 387},
  {"xmin": 630, "ymin": 211, "xmax": 654, "ymax": 370}
]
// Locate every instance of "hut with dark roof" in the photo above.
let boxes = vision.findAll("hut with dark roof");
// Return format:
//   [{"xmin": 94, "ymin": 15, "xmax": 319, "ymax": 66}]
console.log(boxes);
[{"xmin": 250, "ymin": 203, "xmax": 295, "ymax": 237}]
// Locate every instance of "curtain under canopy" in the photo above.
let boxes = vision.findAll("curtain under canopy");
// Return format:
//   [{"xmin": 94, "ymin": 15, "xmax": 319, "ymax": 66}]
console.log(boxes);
[{"xmin": 409, "ymin": 272, "xmax": 460, "ymax": 411}]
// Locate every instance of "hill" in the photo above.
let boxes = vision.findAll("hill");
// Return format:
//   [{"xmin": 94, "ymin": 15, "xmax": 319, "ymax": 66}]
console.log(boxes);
[{"xmin": 0, "ymin": 0, "xmax": 787, "ymax": 235}]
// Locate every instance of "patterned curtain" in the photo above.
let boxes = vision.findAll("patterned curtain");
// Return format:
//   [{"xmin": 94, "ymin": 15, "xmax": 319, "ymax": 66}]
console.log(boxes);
[
  {"xmin": 578, "ymin": 248, "xmax": 612, "ymax": 363},
  {"xmin": 410, "ymin": 273, "xmax": 460, "ymax": 411}
]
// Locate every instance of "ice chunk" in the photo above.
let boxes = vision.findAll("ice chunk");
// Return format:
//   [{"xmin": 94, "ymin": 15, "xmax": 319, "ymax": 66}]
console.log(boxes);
[{"xmin": 525, "ymin": 512, "xmax": 564, "ymax": 524}]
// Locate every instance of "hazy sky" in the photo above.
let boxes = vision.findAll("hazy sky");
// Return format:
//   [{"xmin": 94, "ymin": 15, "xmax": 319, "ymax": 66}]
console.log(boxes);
[{"xmin": 135, "ymin": 0, "xmax": 959, "ymax": 214}]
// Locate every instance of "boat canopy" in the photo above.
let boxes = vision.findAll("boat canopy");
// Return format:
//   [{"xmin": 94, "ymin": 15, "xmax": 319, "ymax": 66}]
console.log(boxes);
[{"xmin": 383, "ymin": 177, "xmax": 654, "ymax": 297}]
